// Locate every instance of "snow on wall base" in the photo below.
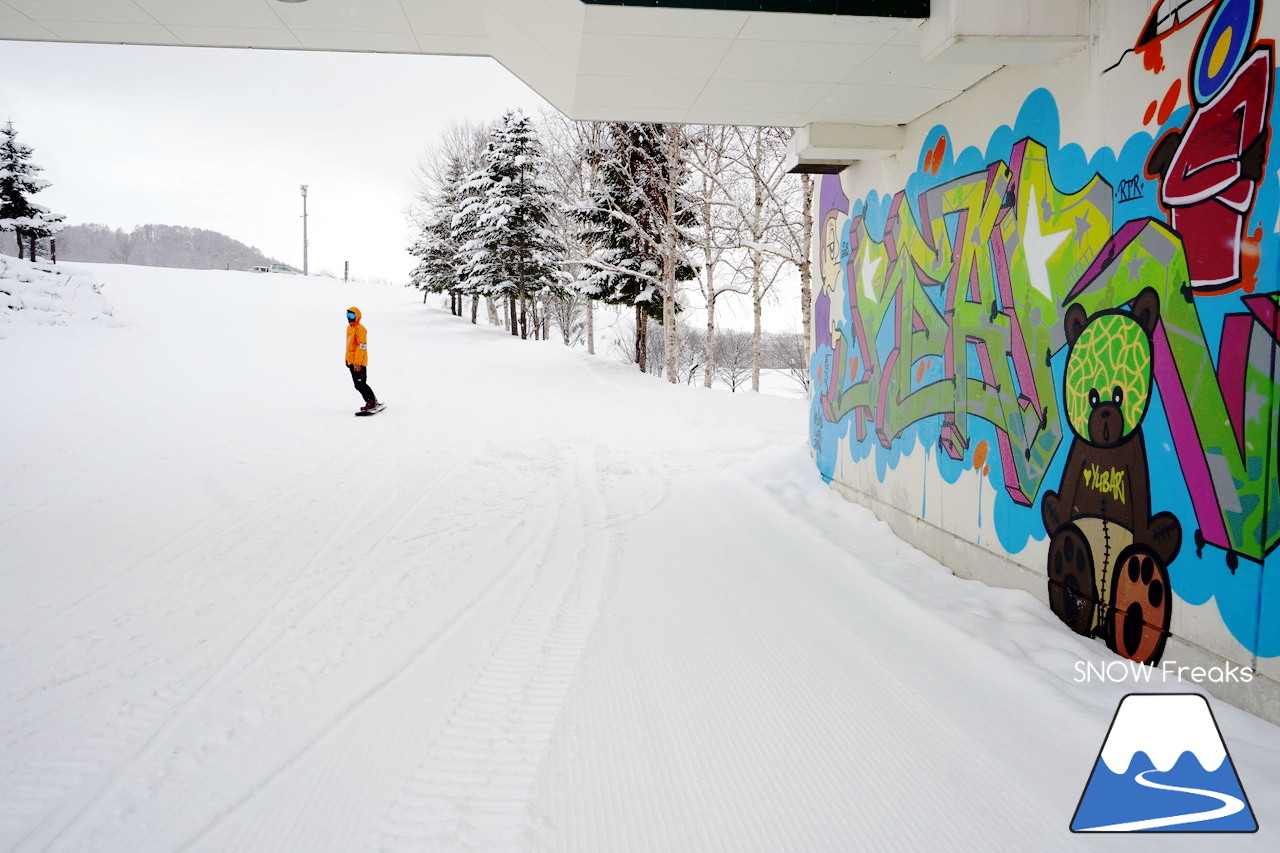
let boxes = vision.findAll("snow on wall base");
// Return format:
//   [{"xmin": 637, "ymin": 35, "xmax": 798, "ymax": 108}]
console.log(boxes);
[
  {"xmin": 824, "ymin": 470, "xmax": 1048, "ymax": 604},
  {"xmin": 0, "ymin": 255, "xmax": 116, "ymax": 338},
  {"xmin": 824, "ymin": 470, "xmax": 1280, "ymax": 727}
]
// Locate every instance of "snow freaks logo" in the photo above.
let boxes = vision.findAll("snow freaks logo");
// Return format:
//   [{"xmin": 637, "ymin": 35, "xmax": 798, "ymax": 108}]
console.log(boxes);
[
  {"xmin": 1070, "ymin": 694, "xmax": 1258, "ymax": 833},
  {"xmin": 1073, "ymin": 659, "xmax": 1255, "ymax": 684}
]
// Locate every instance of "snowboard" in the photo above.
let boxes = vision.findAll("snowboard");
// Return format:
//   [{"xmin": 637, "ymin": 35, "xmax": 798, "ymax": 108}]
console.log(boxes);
[{"xmin": 355, "ymin": 403, "xmax": 387, "ymax": 417}]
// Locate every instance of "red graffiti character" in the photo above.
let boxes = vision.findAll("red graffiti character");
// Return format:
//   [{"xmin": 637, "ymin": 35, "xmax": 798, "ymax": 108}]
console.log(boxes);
[{"xmin": 1146, "ymin": 0, "xmax": 1273, "ymax": 293}]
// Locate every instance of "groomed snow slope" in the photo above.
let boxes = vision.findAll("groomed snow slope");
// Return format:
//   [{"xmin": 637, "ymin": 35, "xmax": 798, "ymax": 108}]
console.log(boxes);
[{"xmin": 1, "ymin": 263, "xmax": 1277, "ymax": 852}]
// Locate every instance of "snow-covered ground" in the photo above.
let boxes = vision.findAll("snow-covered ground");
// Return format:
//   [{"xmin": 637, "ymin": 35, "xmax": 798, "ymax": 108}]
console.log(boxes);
[
  {"xmin": 0, "ymin": 255, "xmax": 117, "ymax": 338},
  {"xmin": 1, "ymin": 261, "xmax": 1277, "ymax": 852}
]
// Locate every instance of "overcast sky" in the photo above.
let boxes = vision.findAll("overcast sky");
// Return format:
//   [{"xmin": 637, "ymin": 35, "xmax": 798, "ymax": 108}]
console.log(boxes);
[
  {"xmin": 0, "ymin": 38, "xmax": 804, "ymax": 333},
  {"xmin": 0, "ymin": 39, "xmax": 550, "ymax": 283}
]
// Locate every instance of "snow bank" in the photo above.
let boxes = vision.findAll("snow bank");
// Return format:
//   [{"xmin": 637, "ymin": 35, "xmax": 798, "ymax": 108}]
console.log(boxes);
[{"xmin": 0, "ymin": 254, "xmax": 117, "ymax": 338}]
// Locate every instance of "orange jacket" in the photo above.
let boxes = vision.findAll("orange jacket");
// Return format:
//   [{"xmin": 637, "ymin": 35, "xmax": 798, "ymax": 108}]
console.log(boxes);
[{"xmin": 345, "ymin": 306, "xmax": 368, "ymax": 366}]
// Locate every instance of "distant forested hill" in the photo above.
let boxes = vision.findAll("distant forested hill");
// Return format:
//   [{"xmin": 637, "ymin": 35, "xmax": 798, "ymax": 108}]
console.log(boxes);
[{"xmin": 48, "ymin": 223, "xmax": 285, "ymax": 271}]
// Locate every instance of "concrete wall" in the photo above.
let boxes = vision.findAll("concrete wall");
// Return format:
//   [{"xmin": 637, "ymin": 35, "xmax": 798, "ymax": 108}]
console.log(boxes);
[{"xmin": 809, "ymin": 0, "xmax": 1279, "ymax": 720}]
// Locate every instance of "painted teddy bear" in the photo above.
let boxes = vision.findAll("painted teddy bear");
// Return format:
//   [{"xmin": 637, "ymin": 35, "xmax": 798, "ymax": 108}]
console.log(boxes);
[{"xmin": 1041, "ymin": 287, "xmax": 1182, "ymax": 664}]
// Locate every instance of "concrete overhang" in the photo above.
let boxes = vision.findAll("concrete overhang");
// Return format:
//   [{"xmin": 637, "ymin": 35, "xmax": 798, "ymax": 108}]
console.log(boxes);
[
  {"xmin": 783, "ymin": 122, "xmax": 904, "ymax": 173},
  {"xmin": 920, "ymin": 0, "xmax": 1088, "ymax": 65},
  {"xmin": 0, "ymin": 0, "xmax": 1086, "ymax": 151}
]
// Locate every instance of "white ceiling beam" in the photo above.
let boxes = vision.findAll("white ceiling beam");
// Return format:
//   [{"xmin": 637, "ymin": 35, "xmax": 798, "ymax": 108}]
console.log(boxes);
[{"xmin": 784, "ymin": 122, "xmax": 905, "ymax": 174}]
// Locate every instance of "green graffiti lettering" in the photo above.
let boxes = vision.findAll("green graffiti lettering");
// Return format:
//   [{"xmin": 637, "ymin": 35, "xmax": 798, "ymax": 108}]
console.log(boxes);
[{"xmin": 817, "ymin": 138, "xmax": 1278, "ymax": 560}]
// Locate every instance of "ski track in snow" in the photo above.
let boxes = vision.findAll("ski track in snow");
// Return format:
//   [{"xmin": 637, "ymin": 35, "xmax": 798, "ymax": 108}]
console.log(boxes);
[
  {"xmin": 363, "ymin": 444, "xmax": 608, "ymax": 853},
  {"xmin": 1, "ymin": 266, "xmax": 1278, "ymax": 852}
]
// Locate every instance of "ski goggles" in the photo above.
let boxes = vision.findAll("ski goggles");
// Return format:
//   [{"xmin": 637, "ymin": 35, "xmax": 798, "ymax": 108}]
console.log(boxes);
[{"xmin": 346, "ymin": 311, "xmax": 357, "ymax": 321}]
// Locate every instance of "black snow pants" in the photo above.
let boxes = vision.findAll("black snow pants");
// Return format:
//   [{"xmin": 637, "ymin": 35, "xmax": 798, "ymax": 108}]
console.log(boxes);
[{"xmin": 347, "ymin": 364, "xmax": 376, "ymax": 404}]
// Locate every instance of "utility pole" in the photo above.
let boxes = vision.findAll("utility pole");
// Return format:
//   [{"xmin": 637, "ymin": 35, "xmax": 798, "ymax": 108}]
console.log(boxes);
[{"xmin": 300, "ymin": 184, "xmax": 309, "ymax": 276}]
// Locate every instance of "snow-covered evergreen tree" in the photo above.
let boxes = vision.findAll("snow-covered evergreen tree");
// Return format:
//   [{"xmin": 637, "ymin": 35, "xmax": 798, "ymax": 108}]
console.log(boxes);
[
  {"xmin": 410, "ymin": 153, "xmax": 470, "ymax": 313},
  {"xmin": 454, "ymin": 110, "xmax": 565, "ymax": 339},
  {"xmin": 450, "ymin": 159, "xmax": 490, "ymax": 325},
  {"xmin": 572, "ymin": 122, "xmax": 698, "ymax": 377},
  {"xmin": 0, "ymin": 121, "xmax": 65, "ymax": 261},
  {"xmin": 407, "ymin": 120, "xmax": 488, "ymax": 318}
]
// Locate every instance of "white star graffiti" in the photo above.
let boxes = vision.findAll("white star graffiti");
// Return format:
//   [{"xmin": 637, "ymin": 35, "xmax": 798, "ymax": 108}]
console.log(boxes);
[
  {"xmin": 1023, "ymin": 187, "xmax": 1071, "ymax": 299},
  {"xmin": 860, "ymin": 251, "xmax": 884, "ymax": 302}
]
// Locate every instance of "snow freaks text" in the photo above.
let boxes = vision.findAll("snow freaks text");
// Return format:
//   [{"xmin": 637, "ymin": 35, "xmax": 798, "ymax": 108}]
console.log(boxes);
[{"xmin": 1074, "ymin": 660, "xmax": 1256, "ymax": 684}]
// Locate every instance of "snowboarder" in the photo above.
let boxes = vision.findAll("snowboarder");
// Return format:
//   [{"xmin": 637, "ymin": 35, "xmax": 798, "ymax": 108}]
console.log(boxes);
[{"xmin": 345, "ymin": 306, "xmax": 381, "ymax": 413}]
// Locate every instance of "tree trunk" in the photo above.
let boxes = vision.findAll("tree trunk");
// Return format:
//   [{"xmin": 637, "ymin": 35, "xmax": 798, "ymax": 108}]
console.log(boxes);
[
  {"xmin": 705, "ymin": 297, "xmax": 717, "ymax": 389},
  {"xmin": 662, "ymin": 154, "xmax": 679, "ymax": 384},
  {"xmin": 509, "ymin": 294, "xmax": 518, "ymax": 336},
  {"xmin": 471, "ymin": 294, "xmax": 479, "ymax": 324},
  {"xmin": 702, "ymin": 218, "xmax": 716, "ymax": 389},
  {"xmin": 587, "ymin": 299, "xmax": 595, "ymax": 355},
  {"xmin": 751, "ymin": 158, "xmax": 766, "ymax": 393},
  {"xmin": 635, "ymin": 306, "xmax": 649, "ymax": 372},
  {"xmin": 518, "ymin": 283, "xmax": 528, "ymax": 340},
  {"xmin": 634, "ymin": 305, "xmax": 642, "ymax": 368},
  {"xmin": 751, "ymin": 247, "xmax": 763, "ymax": 392},
  {"xmin": 16, "ymin": 231, "xmax": 25, "ymax": 260},
  {"xmin": 663, "ymin": 250, "xmax": 677, "ymax": 385},
  {"xmin": 800, "ymin": 174, "xmax": 815, "ymax": 356},
  {"xmin": 29, "ymin": 234, "xmax": 36, "ymax": 262}
]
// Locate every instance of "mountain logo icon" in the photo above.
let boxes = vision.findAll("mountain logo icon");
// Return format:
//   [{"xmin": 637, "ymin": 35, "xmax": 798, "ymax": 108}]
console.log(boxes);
[{"xmin": 1071, "ymin": 693, "xmax": 1258, "ymax": 832}]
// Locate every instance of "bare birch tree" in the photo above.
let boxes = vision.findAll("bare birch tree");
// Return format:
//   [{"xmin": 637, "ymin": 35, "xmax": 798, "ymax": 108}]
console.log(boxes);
[
  {"xmin": 684, "ymin": 124, "xmax": 752, "ymax": 389},
  {"xmin": 744, "ymin": 158, "xmax": 815, "ymax": 356},
  {"xmin": 539, "ymin": 112, "xmax": 607, "ymax": 353},
  {"xmin": 723, "ymin": 125, "xmax": 797, "ymax": 392}
]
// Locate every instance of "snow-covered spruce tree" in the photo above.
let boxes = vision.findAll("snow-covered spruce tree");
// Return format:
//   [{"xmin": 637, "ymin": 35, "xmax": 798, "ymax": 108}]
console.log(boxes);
[
  {"xmin": 454, "ymin": 110, "xmax": 565, "ymax": 340},
  {"xmin": 410, "ymin": 153, "xmax": 470, "ymax": 314},
  {"xmin": 450, "ymin": 157, "xmax": 489, "ymax": 325},
  {"xmin": 0, "ymin": 121, "xmax": 65, "ymax": 262},
  {"xmin": 573, "ymin": 122, "xmax": 698, "ymax": 380},
  {"xmin": 408, "ymin": 120, "xmax": 488, "ymax": 317}
]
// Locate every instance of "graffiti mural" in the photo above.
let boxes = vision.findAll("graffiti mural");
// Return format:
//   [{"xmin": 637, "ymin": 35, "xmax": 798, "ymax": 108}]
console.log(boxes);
[
  {"xmin": 810, "ymin": 0, "xmax": 1279, "ymax": 666},
  {"xmin": 1042, "ymin": 290, "xmax": 1182, "ymax": 663},
  {"xmin": 1146, "ymin": 0, "xmax": 1274, "ymax": 293}
]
